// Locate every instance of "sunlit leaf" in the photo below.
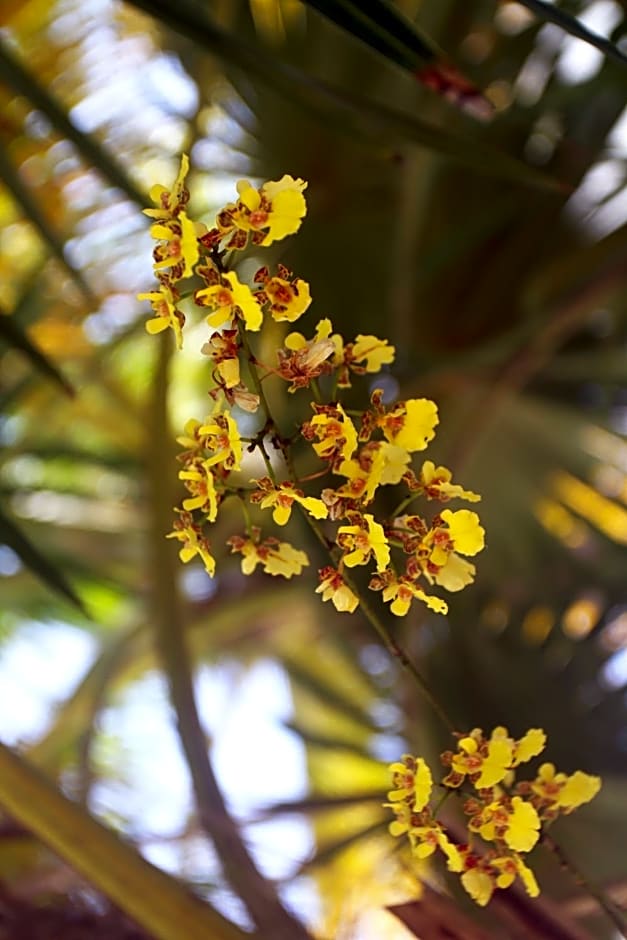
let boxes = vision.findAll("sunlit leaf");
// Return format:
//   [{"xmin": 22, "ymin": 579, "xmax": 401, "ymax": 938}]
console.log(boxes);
[{"xmin": 0, "ymin": 742, "xmax": 246, "ymax": 940}]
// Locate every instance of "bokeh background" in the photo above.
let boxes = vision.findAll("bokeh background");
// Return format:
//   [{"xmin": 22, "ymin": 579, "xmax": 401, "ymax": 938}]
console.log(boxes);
[{"xmin": 0, "ymin": 1, "xmax": 626, "ymax": 938}]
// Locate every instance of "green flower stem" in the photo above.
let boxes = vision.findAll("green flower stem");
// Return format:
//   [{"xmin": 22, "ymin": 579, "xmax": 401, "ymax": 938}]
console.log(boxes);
[
  {"xmin": 310, "ymin": 377, "xmax": 323, "ymax": 404},
  {"xmin": 339, "ymin": 567, "xmax": 456, "ymax": 734},
  {"xmin": 238, "ymin": 324, "xmax": 274, "ymax": 429},
  {"xmin": 298, "ymin": 507, "xmax": 455, "ymax": 734},
  {"xmin": 432, "ymin": 787, "xmax": 452, "ymax": 817},
  {"xmin": 542, "ymin": 833, "xmax": 627, "ymax": 938},
  {"xmin": 238, "ymin": 325, "xmax": 285, "ymax": 484},
  {"xmin": 391, "ymin": 491, "xmax": 423, "ymax": 518},
  {"xmin": 329, "ymin": 373, "xmax": 339, "ymax": 402},
  {"xmin": 239, "ymin": 340, "xmax": 457, "ymax": 736},
  {"xmin": 387, "ymin": 537, "xmax": 408, "ymax": 550},
  {"xmin": 257, "ymin": 430, "xmax": 278, "ymax": 482},
  {"xmin": 238, "ymin": 492, "xmax": 254, "ymax": 538}
]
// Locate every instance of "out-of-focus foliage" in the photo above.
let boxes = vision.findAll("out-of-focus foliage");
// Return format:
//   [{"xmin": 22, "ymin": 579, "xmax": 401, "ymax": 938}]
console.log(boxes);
[{"xmin": 0, "ymin": 1, "xmax": 626, "ymax": 938}]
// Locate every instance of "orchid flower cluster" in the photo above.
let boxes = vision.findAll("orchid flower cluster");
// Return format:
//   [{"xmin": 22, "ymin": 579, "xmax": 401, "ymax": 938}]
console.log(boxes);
[
  {"xmin": 386, "ymin": 726, "xmax": 601, "ymax": 907},
  {"xmin": 138, "ymin": 155, "xmax": 486, "ymax": 617}
]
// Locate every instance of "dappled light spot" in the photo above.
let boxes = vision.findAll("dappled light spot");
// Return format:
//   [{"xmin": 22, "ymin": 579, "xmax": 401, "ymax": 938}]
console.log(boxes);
[
  {"xmin": 0, "ymin": 544, "xmax": 21, "ymax": 576},
  {"xmin": 600, "ymin": 648, "xmax": 627, "ymax": 690},
  {"xmin": 480, "ymin": 600, "xmax": 509, "ymax": 634},
  {"xmin": 495, "ymin": 3, "xmax": 535, "ymax": 35},
  {"xmin": 562, "ymin": 595, "xmax": 603, "ymax": 640},
  {"xmin": 599, "ymin": 607, "xmax": 627, "ymax": 652},
  {"xmin": 581, "ymin": 425, "xmax": 627, "ymax": 472},
  {"xmin": 592, "ymin": 463, "xmax": 627, "ymax": 502},
  {"xmin": 522, "ymin": 606, "xmax": 554, "ymax": 645},
  {"xmin": 484, "ymin": 79, "xmax": 513, "ymax": 113}
]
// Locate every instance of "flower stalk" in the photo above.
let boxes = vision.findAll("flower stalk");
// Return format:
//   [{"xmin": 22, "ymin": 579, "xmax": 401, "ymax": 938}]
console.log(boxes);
[{"xmin": 137, "ymin": 155, "xmax": 612, "ymax": 928}]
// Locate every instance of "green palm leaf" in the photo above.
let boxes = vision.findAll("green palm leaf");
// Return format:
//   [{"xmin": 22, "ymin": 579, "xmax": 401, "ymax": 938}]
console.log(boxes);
[
  {"xmin": 0, "ymin": 742, "xmax": 246, "ymax": 940},
  {"xmin": 0, "ymin": 146, "xmax": 95, "ymax": 303},
  {"xmin": 0, "ymin": 37, "xmax": 149, "ymax": 208},
  {"xmin": 0, "ymin": 502, "xmax": 85, "ymax": 612},
  {"xmin": 301, "ymin": 0, "xmax": 492, "ymax": 118},
  {"xmin": 0, "ymin": 305, "xmax": 74, "ymax": 396}
]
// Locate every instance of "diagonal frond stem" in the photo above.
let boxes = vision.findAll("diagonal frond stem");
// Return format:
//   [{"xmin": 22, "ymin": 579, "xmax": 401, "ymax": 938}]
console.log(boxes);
[
  {"xmin": 0, "ymin": 501, "xmax": 85, "ymax": 611},
  {"xmin": 302, "ymin": 0, "xmax": 435, "ymax": 71},
  {"xmin": 0, "ymin": 301, "xmax": 74, "ymax": 395},
  {"xmin": 515, "ymin": 0, "xmax": 627, "ymax": 67},
  {"xmin": 0, "ymin": 36, "xmax": 149, "ymax": 207},
  {"xmin": 0, "ymin": 146, "xmax": 95, "ymax": 303}
]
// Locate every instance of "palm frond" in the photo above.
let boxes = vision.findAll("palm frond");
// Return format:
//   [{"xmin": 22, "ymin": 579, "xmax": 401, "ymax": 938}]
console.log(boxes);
[
  {"xmin": 0, "ymin": 742, "xmax": 246, "ymax": 940},
  {"xmin": 124, "ymin": 0, "xmax": 560, "ymax": 188},
  {"xmin": 516, "ymin": 0, "xmax": 627, "ymax": 66},
  {"xmin": 0, "ymin": 304, "xmax": 74, "ymax": 396},
  {"xmin": 0, "ymin": 36, "xmax": 149, "ymax": 207},
  {"xmin": 0, "ymin": 146, "xmax": 95, "ymax": 303},
  {"xmin": 301, "ymin": 0, "xmax": 493, "ymax": 118},
  {"xmin": 0, "ymin": 502, "xmax": 85, "ymax": 611}
]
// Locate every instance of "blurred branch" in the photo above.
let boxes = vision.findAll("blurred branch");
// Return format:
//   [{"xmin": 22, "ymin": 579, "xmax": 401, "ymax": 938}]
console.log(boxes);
[
  {"xmin": 389, "ymin": 890, "xmax": 494, "ymax": 940},
  {"xmin": 448, "ymin": 259, "xmax": 626, "ymax": 474},
  {"xmin": 516, "ymin": 0, "xmax": 627, "ymax": 67},
  {"xmin": 145, "ymin": 331, "xmax": 314, "ymax": 940}
]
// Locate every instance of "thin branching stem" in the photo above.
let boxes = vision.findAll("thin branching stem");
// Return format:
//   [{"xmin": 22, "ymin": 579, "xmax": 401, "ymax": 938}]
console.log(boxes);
[
  {"xmin": 542, "ymin": 833, "xmax": 627, "ymax": 938},
  {"xmin": 206, "ymin": 250, "xmax": 620, "ymax": 931},
  {"xmin": 242, "ymin": 341, "xmax": 457, "ymax": 734},
  {"xmin": 334, "ymin": 562, "xmax": 456, "ymax": 734},
  {"xmin": 238, "ymin": 324, "xmax": 273, "ymax": 426}
]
